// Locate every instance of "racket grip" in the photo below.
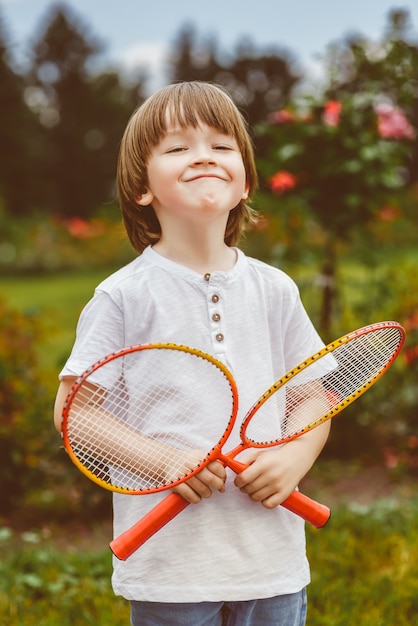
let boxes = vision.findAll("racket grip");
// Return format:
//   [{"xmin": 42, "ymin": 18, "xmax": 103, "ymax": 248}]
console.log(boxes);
[
  {"xmin": 281, "ymin": 490, "xmax": 330, "ymax": 528},
  {"xmin": 225, "ymin": 457, "xmax": 330, "ymax": 528},
  {"xmin": 109, "ymin": 492, "xmax": 190, "ymax": 561}
]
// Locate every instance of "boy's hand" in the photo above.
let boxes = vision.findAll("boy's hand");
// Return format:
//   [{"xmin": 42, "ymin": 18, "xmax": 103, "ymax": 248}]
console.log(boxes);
[
  {"xmin": 171, "ymin": 457, "xmax": 227, "ymax": 504},
  {"xmin": 234, "ymin": 421, "xmax": 331, "ymax": 509},
  {"xmin": 233, "ymin": 446, "xmax": 302, "ymax": 509}
]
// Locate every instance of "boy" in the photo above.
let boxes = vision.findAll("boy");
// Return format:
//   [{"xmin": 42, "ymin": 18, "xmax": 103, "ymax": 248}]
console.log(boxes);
[{"xmin": 54, "ymin": 81, "xmax": 330, "ymax": 625}]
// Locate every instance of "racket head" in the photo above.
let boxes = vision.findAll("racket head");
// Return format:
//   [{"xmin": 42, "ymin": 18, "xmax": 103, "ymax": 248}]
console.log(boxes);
[
  {"xmin": 61, "ymin": 343, "xmax": 238, "ymax": 495},
  {"xmin": 241, "ymin": 321, "xmax": 405, "ymax": 447}
]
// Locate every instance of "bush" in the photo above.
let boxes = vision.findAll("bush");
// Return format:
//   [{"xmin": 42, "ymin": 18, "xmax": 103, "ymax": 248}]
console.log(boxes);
[
  {"xmin": 0, "ymin": 298, "xmax": 52, "ymax": 514},
  {"xmin": 0, "ymin": 210, "xmax": 134, "ymax": 276}
]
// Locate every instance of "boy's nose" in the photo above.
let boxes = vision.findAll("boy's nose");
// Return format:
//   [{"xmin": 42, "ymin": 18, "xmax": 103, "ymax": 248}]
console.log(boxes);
[{"xmin": 191, "ymin": 151, "xmax": 218, "ymax": 166}]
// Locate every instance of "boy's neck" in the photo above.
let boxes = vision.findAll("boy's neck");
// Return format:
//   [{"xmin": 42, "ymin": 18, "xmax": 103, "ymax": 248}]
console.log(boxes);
[{"xmin": 152, "ymin": 238, "xmax": 237, "ymax": 275}]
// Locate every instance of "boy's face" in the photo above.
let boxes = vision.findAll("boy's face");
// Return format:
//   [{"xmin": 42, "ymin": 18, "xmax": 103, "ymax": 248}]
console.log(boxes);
[{"xmin": 136, "ymin": 118, "xmax": 249, "ymax": 229}]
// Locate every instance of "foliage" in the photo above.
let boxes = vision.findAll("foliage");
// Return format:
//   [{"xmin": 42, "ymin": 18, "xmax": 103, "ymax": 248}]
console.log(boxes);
[
  {"xmin": 324, "ymin": 8, "xmax": 418, "ymax": 187},
  {"xmin": 0, "ymin": 298, "xmax": 52, "ymax": 514},
  {"xmin": 25, "ymin": 6, "xmax": 146, "ymax": 218},
  {"xmin": 0, "ymin": 527, "xmax": 129, "ymax": 625},
  {"xmin": 0, "ymin": 271, "xmax": 117, "ymax": 523},
  {"xmin": 0, "ymin": 2, "xmax": 304, "ymax": 220},
  {"xmin": 0, "ymin": 16, "xmax": 42, "ymax": 216},
  {"xmin": 325, "ymin": 9, "xmax": 418, "ymax": 113},
  {"xmin": 0, "ymin": 210, "xmax": 134, "ymax": 275},
  {"xmin": 257, "ymin": 93, "xmax": 415, "ymax": 241},
  {"xmin": 169, "ymin": 23, "xmax": 300, "ymax": 130},
  {"xmin": 0, "ymin": 288, "xmax": 112, "ymax": 521},
  {"xmin": 307, "ymin": 500, "xmax": 418, "ymax": 625},
  {"xmin": 300, "ymin": 247, "xmax": 418, "ymax": 464},
  {"xmin": 253, "ymin": 93, "xmax": 416, "ymax": 336}
]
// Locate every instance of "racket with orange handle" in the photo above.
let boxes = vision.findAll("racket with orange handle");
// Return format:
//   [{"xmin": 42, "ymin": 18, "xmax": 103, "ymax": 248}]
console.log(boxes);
[
  {"xmin": 107, "ymin": 321, "xmax": 405, "ymax": 560},
  {"xmin": 61, "ymin": 343, "xmax": 329, "ymax": 537}
]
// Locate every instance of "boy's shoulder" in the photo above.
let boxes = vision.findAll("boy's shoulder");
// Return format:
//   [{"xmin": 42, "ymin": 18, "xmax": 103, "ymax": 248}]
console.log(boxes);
[
  {"xmin": 243, "ymin": 252, "xmax": 297, "ymax": 288},
  {"xmin": 95, "ymin": 252, "xmax": 151, "ymax": 294}
]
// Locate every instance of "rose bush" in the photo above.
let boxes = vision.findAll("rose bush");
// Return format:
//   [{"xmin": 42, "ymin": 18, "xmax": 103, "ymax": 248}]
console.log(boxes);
[{"xmin": 257, "ymin": 93, "xmax": 416, "ymax": 240}]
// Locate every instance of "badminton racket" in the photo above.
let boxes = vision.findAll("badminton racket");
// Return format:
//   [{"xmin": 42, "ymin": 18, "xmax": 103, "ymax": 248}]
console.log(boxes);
[
  {"xmin": 61, "ymin": 343, "xmax": 327, "ymax": 530},
  {"xmin": 107, "ymin": 321, "xmax": 405, "ymax": 560}
]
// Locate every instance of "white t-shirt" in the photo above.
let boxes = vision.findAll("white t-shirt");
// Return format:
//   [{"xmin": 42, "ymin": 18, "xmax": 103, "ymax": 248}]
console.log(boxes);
[{"xmin": 60, "ymin": 246, "xmax": 325, "ymax": 602}]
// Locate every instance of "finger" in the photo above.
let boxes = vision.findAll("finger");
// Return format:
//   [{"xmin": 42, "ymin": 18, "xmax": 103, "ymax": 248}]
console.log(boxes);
[
  {"xmin": 175, "ymin": 465, "xmax": 226, "ymax": 501},
  {"xmin": 172, "ymin": 481, "xmax": 203, "ymax": 504},
  {"xmin": 234, "ymin": 460, "xmax": 262, "ymax": 489},
  {"xmin": 261, "ymin": 493, "xmax": 284, "ymax": 509},
  {"xmin": 206, "ymin": 460, "xmax": 227, "ymax": 482}
]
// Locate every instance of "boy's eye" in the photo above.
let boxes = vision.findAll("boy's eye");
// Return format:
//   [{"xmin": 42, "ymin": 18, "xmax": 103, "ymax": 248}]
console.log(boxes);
[{"xmin": 166, "ymin": 146, "xmax": 187, "ymax": 153}]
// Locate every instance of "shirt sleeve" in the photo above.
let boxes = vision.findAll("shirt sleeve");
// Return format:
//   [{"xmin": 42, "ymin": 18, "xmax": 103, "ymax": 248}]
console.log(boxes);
[
  {"xmin": 59, "ymin": 290, "xmax": 125, "ymax": 378},
  {"xmin": 282, "ymin": 285, "xmax": 325, "ymax": 372}
]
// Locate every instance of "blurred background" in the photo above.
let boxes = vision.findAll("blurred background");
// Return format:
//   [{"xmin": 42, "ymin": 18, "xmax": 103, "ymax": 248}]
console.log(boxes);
[{"xmin": 0, "ymin": 1, "xmax": 418, "ymax": 623}]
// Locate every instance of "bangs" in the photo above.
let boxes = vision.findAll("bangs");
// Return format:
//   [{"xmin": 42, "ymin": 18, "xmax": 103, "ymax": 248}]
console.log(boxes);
[{"xmin": 140, "ymin": 82, "xmax": 248, "ymax": 148}]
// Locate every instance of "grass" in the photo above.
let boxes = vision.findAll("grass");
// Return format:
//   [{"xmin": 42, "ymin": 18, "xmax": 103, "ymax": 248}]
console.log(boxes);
[
  {"xmin": 0, "ymin": 526, "xmax": 129, "ymax": 625},
  {"xmin": 307, "ymin": 502, "xmax": 418, "ymax": 625},
  {"xmin": 1, "ymin": 501, "xmax": 418, "ymax": 625}
]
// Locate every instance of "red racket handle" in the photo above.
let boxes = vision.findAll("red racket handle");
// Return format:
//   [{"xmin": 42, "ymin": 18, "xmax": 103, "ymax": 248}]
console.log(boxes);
[
  {"xmin": 110, "ymin": 487, "xmax": 330, "ymax": 561},
  {"xmin": 226, "ymin": 457, "xmax": 330, "ymax": 529},
  {"xmin": 280, "ymin": 490, "xmax": 330, "ymax": 528},
  {"xmin": 110, "ymin": 492, "xmax": 188, "ymax": 560}
]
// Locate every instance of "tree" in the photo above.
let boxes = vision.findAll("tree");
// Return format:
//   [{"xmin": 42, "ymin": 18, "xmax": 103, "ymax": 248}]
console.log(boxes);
[
  {"xmin": 27, "ymin": 3, "xmax": 145, "ymax": 217},
  {"xmin": 169, "ymin": 24, "xmax": 223, "ymax": 84},
  {"xmin": 168, "ymin": 24, "xmax": 300, "ymax": 145},
  {"xmin": 0, "ymin": 13, "xmax": 40, "ymax": 216}
]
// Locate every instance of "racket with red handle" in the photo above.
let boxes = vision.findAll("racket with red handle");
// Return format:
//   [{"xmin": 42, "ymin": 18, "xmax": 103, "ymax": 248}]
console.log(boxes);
[
  {"xmin": 108, "ymin": 321, "xmax": 405, "ymax": 560},
  {"xmin": 61, "ymin": 343, "xmax": 329, "ymax": 534}
]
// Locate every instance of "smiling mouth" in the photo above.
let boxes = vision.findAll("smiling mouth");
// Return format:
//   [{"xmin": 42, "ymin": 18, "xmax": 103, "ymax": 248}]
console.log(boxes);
[{"xmin": 186, "ymin": 174, "xmax": 225, "ymax": 182}]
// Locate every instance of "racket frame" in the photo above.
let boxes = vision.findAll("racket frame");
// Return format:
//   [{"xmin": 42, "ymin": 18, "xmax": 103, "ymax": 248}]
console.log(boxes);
[
  {"xmin": 61, "ymin": 342, "xmax": 239, "ymax": 494},
  {"xmin": 239, "ymin": 321, "xmax": 406, "ymax": 449}
]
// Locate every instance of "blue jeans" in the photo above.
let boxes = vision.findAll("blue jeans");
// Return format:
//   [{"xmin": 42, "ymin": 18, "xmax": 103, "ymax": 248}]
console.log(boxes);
[{"xmin": 130, "ymin": 588, "xmax": 307, "ymax": 625}]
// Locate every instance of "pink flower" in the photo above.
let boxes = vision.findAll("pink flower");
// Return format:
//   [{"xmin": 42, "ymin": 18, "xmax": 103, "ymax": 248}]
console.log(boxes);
[
  {"xmin": 267, "ymin": 109, "xmax": 296, "ymax": 124},
  {"xmin": 375, "ymin": 103, "xmax": 416, "ymax": 140},
  {"xmin": 269, "ymin": 170, "xmax": 298, "ymax": 194},
  {"xmin": 383, "ymin": 448, "xmax": 399, "ymax": 469},
  {"xmin": 323, "ymin": 100, "xmax": 342, "ymax": 127}
]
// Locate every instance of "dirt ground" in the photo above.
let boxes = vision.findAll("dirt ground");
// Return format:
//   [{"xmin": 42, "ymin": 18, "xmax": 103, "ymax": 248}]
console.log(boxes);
[{"xmin": 301, "ymin": 462, "xmax": 418, "ymax": 507}]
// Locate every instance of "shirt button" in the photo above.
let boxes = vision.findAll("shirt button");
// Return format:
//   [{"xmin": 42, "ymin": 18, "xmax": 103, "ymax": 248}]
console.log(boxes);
[
  {"xmin": 204, "ymin": 273, "xmax": 211, "ymax": 281},
  {"xmin": 212, "ymin": 294, "xmax": 219, "ymax": 303},
  {"xmin": 212, "ymin": 313, "xmax": 221, "ymax": 322},
  {"xmin": 215, "ymin": 333, "xmax": 224, "ymax": 342}
]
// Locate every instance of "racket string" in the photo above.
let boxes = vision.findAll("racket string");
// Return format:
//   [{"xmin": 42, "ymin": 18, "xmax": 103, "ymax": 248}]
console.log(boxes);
[
  {"xmin": 244, "ymin": 327, "xmax": 403, "ymax": 445},
  {"xmin": 66, "ymin": 348, "xmax": 236, "ymax": 492}
]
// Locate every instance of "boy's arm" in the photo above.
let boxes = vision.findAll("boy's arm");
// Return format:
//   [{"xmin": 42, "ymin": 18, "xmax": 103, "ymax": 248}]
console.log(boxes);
[
  {"xmin": 53, "ymin": 379, "xmax": 226, "ymax": 503},
  {"xmin": 234, "ymin": 420, "xmax": 331, "ymax": 509},
  {"xmin": 54, "ymin": 378, "xmax": 76, "ymax": 431}
]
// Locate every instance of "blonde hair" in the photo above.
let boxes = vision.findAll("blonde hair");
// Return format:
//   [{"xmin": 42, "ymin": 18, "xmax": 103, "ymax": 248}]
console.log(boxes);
[{"xmin": 117, "ymin": 81, "xmax": 258, "ymax": 253}]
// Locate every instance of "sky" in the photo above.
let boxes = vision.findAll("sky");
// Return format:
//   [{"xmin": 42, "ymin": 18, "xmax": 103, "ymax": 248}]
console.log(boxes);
[{"xmin": 1, "ymin": 0, "xmax": 417, "ymax": 93}]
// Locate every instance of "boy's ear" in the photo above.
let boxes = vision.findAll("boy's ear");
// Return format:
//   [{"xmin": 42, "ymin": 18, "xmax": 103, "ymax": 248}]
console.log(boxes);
[
  {"xmin": 241, "ymin": 183, "xmax": 250, "ymax": 200},
  {"xmin": 136, "ymin": 190, "xmax": 154, "ymax": 206}
]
